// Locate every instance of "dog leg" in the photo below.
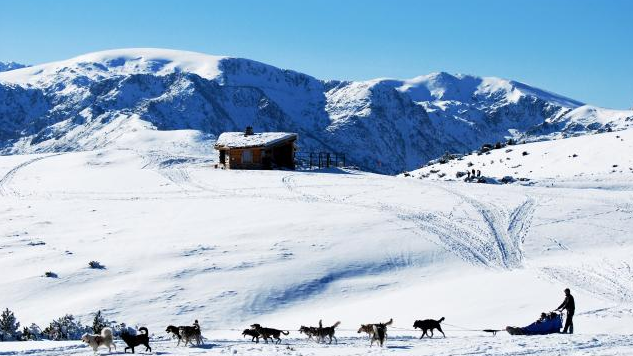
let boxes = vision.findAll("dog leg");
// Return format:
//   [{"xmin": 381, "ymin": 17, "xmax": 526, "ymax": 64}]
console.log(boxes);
[
  {"xmin": 430, "ymin": 330, "xmax": 434, "ymax": 338},
  {"xmin": 438, "ymin": 326, "xmax": 445, "ymax": 338}
]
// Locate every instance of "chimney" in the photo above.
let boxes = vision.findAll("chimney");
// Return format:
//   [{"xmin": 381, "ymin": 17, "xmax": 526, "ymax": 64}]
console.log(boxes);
[{"xmin": 244, "ymin": 126, "xmax": 254, "ymax": 136}]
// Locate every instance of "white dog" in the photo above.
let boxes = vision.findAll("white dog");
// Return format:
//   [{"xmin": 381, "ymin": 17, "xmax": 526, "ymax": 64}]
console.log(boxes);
[{"xmin": 81, "ymin": 327, "xmax": 116, "ymax": 353}]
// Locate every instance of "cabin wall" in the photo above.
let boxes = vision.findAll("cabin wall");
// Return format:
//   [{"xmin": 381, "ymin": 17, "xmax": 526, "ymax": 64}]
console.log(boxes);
[
  {"xmin": 216, "ymin": 139, "xmax": 296, "ymax": 170},
  {"xmin": 226, "ymin": 148, "xmax": 265, "ymax": 169}
]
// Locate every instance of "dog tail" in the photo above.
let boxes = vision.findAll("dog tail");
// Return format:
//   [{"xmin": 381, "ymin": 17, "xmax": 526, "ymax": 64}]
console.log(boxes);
[
  {"xmin": 139, "ymin": 327, "xmax": 149, "ymax": 335},
  {"xmin": 331, "ymin": 321, "xmax": 341, "ymax": 329},
  {"xmin": 281, "ymin": 330, "xmax": 289, "ymax": 335},
  {"xmin": 384, "ymin": 318, "xmax": 393, "ymax": 326},
  {"xmin": 101, "ymin": 327, "xmax": 113, "ymax": 341},
  {"xmin": 438, "ymin": 317, "xmax": 445, "ymax": 323}
]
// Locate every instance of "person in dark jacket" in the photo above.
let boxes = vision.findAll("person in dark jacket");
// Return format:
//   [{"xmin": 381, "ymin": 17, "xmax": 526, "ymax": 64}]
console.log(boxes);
[{"xmin": 555, "ymin": 288, "xmax": 575, "ymax": 333}]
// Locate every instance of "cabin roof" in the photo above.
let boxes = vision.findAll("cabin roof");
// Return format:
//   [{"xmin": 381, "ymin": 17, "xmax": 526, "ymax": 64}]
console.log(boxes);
[{"xmin": 214, "ymin": 132, "xmax": 297, "ymax": 149}]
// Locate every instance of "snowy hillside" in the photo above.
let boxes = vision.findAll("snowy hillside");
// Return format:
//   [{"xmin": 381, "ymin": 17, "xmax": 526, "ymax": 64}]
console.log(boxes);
[
  {"xmin": 0, "ymin": 140, "xmax": 632, "ymax": 354},
  {"xmin": 406, "ymin": 128, "xmax": 633, "ymax": 188},
  {"xmin": 1, "ymin": 49, "xmax": 632, "ymax": 173}
]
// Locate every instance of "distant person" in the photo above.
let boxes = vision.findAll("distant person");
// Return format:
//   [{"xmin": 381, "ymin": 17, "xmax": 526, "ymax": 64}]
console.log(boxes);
[
  {"xmin": 555, "ymin": 288, "xmax": 575, "ymax": 334},
  {"xmin": 477, "ymin": 170, "xmax": 481, "ymax": 177},
  {"xmin": 467, "ymin": 171, "xmax": 471, "ymax": 179},
  {"xmin": 472, "ymin": 169, "xmax": 476, "ymax": 176}
]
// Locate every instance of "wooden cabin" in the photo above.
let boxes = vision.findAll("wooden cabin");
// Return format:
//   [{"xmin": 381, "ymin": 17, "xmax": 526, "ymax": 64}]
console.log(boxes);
[{"xmin": 214, "ymin": 127, "xmax": 298, "ymax": 170}]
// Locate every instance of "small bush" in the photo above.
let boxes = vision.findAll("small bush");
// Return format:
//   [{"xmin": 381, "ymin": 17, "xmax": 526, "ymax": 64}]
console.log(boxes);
[
  {"xmin": 44, "ymin": 271, "xmax": 58, "ymax": 278},
  {"xmin": 21, "ymin": 324, "xmax": 42, "ymax": 341},
  {"xmin": 522, "ymin": 151, "xmax": 529, "ymax": 156},
  {"xmin": 89, "ymin": 261, "xmax": 105, "ymax": 269},
  {"xmin": 43, "ymin": 314, "xmax": 90, "ymax": 340}
]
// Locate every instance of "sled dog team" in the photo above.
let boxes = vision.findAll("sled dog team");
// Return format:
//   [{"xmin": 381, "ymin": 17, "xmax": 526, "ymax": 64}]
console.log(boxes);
[{"xmin": 81, "ymin": 317, "xmax": 446, "ymax": 353}]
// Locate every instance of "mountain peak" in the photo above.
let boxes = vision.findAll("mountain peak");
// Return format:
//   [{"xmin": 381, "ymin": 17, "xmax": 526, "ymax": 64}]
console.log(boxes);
[{"xmin": 0, "ymin": 61, "xmax": 29, "ymax": 72}]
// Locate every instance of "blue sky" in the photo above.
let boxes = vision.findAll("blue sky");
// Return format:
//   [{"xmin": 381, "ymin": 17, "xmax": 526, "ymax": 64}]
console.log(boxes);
[{"xmin": 1, "ymin": 0, "xmax": 631, "ymax": 109}]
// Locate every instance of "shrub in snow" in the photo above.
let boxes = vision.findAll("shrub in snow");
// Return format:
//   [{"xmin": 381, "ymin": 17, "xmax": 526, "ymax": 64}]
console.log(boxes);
[
  {"xmin": 507, "ymin": 138, "xmax": 516, "ymax": 145},
  {"xmin": 455, "ymin": 171, "xmax": 466, "ymax": 178},
  {"xmin": 494, "ymin": 142, "xmax": 503, "ymax": 149},
  {"xmin": 438, "ymin": 152, "xmax": 457, "ymax": 164},
  {"xmin": 0, "ymin": 308, "xmax": 21, "ymax": 341},
  {"xmin": 21, "ymin": 324, "xmax": 43, "ymax": 341},
  {"xmin": 501, "ymin": 176, "xmax": 516, "ymax": 184},
  {"xmin": 480, "ymin": 143, "xmax": 493, "ymax": 153},
  {"xmin": 44, "ymin": 271, "xmax": 58, "ymax": 278},
  {"xmin": 522, "ymin": 151, "xmax": 529, "ymax": 156},
  {"xmin": 88, "ymin": 261, "xmax": 105, "ymax": 269},
  {"xmin": 43, "ymin": 314, "xmax": 90, "ymax": 340}
]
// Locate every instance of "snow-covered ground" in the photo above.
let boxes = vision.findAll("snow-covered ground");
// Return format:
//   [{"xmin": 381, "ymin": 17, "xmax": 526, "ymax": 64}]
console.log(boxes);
[
  {"xmin": 0, "ymin": 134, "xmax": 632, "ymax": 355},
  {"xmin": 406, "ymin": 128, "xmax": 633, "ymax": 188},
  {"xmin": 2, "ymin": 334, "xmax": 633, "ymax": 356}
]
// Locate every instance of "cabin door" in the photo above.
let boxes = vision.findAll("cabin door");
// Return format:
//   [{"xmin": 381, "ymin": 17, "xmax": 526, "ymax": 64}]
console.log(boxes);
[{"xmin": 242, "ymin": 149, "xmax": 253, "ymax": 163}]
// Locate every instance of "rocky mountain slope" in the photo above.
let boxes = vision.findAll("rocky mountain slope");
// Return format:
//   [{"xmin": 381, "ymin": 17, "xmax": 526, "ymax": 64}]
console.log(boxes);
[{"xmin": 0, "ymin": 49, "xmax": 631, "ymax": 173}]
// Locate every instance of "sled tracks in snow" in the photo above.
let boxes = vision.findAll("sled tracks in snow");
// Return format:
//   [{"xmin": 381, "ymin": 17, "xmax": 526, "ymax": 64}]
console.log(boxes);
[
  {"xmin": 280, "ymin": 174, "xmax": 536, "ymax": 270},
  {"xmin": 406, "ymin": 187, "xmax": 536, "ymax": 269},
  {"xmin": 0, "ymin": 154, "xmax": 64, "ymax": 197}
]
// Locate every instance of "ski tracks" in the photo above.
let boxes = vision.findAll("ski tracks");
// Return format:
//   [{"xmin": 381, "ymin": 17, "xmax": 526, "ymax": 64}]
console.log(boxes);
[
  {"xmin": 427, "ymin": 186, "xmax": 537, "ymax": 269},
  {"xmin": 281, "ymin": 174, "xmax": 537, "ymax": 269},
  {"xmin": 0, "ymin": 153, "xmax": 64, "ymax": 197}
]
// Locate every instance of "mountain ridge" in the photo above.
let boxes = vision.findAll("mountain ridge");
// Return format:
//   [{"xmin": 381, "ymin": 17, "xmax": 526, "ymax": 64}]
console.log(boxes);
[{"xmin": 0, "ymin": 48, "xmax": 631, "ymax": 173}]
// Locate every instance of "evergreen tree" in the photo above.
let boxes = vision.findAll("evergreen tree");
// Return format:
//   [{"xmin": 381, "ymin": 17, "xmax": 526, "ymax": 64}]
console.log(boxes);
[
  {"xmin": 92, "ymin": 310, "xmax": 107, "ymax": 334},
  {"xmin": 0, "ymin": 308, "xmax": 20, "ymax": 341}
]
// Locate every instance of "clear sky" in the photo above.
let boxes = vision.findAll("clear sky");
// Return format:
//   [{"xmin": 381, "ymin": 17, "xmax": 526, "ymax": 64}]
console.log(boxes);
[{"xmin": 1, "ymin": 0, "xmax": 632, "ymax": 109}]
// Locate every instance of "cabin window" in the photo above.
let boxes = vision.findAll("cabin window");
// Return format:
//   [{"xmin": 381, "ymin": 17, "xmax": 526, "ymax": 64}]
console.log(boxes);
[{"xmin": 242, "ymin": 149, "xmax": 253, "ymax": 163}]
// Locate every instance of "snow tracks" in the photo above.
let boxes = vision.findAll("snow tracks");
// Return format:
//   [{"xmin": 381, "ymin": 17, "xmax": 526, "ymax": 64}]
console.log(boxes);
[
  {"xmin": 429, "ymin": 187, "xmax": 535, "ymax": 269},
  {"xmin": 0, "ymin": 154, "xmax": 63, "ymax": 197}
]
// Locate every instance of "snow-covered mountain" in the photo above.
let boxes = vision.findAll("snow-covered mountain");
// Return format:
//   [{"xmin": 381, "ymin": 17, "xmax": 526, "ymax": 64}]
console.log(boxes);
[
  {"xmin": 0, "ymin": 61, "xmax": 29, "ymax": 72},
  {"xmin": 1, "ymin": 49, "xmax": 631, "ymax": 174}
]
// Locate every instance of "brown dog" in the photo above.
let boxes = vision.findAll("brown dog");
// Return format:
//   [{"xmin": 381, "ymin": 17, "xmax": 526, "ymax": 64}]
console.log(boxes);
[{"xmin": 357, "ymin": 318, "xmax": 393, "ymax": 347}]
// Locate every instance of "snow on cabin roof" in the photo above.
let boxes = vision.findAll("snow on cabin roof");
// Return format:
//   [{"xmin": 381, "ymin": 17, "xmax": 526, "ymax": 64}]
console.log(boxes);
[{"xmin": 214, "ymin": 132, "xmax": 297, "ymax": 149}]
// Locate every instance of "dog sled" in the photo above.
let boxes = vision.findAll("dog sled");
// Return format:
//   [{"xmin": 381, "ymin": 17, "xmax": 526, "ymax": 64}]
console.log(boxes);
[{"xmin": 505, "ymin": 312, "xmax": 563, "ymax": 336}]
